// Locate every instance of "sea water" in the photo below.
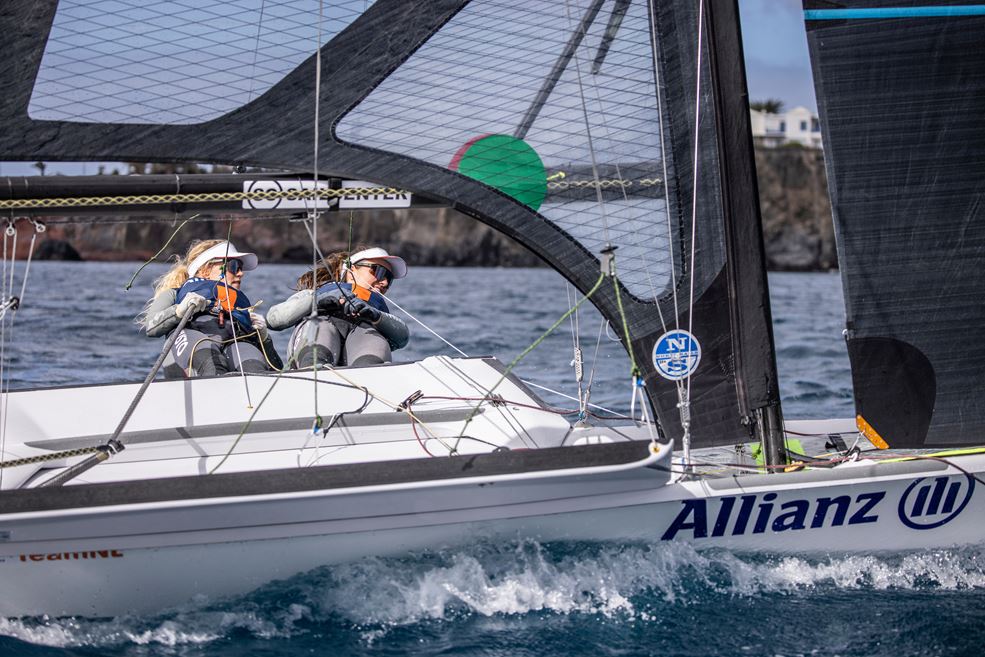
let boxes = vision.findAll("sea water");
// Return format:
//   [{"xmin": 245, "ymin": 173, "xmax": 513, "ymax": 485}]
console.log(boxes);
[{"xmin": 1, "ymin": 263, "xmax": 982, "ymax": 657}]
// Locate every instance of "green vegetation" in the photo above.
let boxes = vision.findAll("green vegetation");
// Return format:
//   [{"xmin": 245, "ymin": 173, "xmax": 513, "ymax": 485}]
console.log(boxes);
[{"xmin": 750, "ymin": 98, "xmax": 785, "ymax": 114}]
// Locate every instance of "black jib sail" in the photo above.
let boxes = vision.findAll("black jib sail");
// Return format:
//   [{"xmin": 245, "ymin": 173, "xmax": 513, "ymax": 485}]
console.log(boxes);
[
  {"xmin": 804, "ymin": 0, "xmax": 985, "ymax": 447},
  {"xmin": 0, "ymin": 0, "xmax": 781, "ymax": 451}
]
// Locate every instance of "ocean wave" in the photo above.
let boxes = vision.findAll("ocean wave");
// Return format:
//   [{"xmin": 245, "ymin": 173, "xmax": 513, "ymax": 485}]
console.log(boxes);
[
  {"xmin": 4, "ymin": 541, "xmax": 983, "ymax": 651},
  {"xmin": 0, "ymin": 603, "xmax": 310, "ymax": 650}
]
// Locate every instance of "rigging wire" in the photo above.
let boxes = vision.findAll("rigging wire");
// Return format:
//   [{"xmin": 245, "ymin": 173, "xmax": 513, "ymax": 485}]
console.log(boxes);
[
  {"xmin": 221, "ymin": 221, "xmax": 253, "ymax": 408},
  {"xmin": 647, "ymin": 0, "xmax": 681, "ymax": 331},
  {"xmin": 454, "ymin": 272, "xmax": 607, "ymax": 452},
  {"xmin": 565, "ymin": 283, "xmax": 587, "ymax": 420},
  {"xmin": 435, "ymin": 355, "xmax": 537, "ymax": 448},
  {"xmin": 580, "ymin": 317, "xmax": 607, "ymax": 414},
  {"xmin": 562, "ymin": 0, "xmax": 651, "ymax": 435},
  {"xmin": 678, "ymin": 0, "xmax": 707, "ymax": 469},
  {"xmin": 376, "ymin": 295, "xmax": 629, "ymax": 418},
  {"xmin": 384, "ymin": 295, "xmax": 470, "ymax": 358},
  {"xmin": 246, "ymin": 0, "xmax": 268, "ymax": 104},
  {"xmin": 208, "ymin": 375, "xmax": 284, "ymax": 474},
  {"xmin": 564, "ymin": 0, "xmax": 611, "ymax": 244},
  {"xmin": 0, "ymin": 219, "xmax": 43, "ymax": 488},
  {"xmin": 310, "ymin": 0, "xmax": 325, "ymax": 423},
  {"xmin": 0, "ymin": 223, "xmax": 9, "ymax": 490},
  {"xmin": 124, "ymin": 215, "xmax": 194, "ymax": 291}
]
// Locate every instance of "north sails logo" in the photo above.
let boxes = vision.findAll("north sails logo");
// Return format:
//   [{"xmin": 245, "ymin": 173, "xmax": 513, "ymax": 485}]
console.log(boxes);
[{"xmin": 898, "ymin": 475, "xmax": 974, "ymax": 530}]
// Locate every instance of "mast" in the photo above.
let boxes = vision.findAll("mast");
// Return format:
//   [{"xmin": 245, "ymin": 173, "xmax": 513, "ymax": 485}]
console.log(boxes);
[{"xmin": 702, "ymin": 0, "xmax": 786, "ymax": 468}]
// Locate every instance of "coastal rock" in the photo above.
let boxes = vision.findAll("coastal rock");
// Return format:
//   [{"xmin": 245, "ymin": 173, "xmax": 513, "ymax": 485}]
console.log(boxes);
[
  {"xmin": 755, "ymin": 146, "xmax": 837, "ymax": 271},
  {"xmin": 35, "ymin": 239, "xmax": 82, "ymax": 261}
]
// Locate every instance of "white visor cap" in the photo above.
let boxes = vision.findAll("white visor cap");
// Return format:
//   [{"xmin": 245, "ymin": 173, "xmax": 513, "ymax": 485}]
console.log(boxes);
[
  {"xmin": 186, "ymin": 241, "xmax": 259, "ymax": 276},
  {"xmin": 348, "ymin": 247, "xmax": 407, "ymax": 279}
]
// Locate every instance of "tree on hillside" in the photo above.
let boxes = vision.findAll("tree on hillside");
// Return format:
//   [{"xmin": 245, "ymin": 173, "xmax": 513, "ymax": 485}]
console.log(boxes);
[{"xmin": 750, "ymin": 99, "xmax": 785, "ymax": 114}]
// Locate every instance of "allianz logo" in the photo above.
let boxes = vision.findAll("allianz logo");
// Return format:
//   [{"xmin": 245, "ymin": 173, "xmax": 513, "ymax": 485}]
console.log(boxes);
[
  {"xmin": 898, "ymin": 475, "xmax": 975, "ymax": 530},
  {"xmin": 661, "ymin": 491, "xmax": 884, "ymax": 540},
  {"xmin": 661, "ymin": 475, "xmax": 974, "ymax": 540}
]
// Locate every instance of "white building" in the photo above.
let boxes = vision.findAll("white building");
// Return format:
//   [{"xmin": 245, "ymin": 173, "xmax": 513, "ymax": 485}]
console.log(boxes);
[{"xmin": 749, "ymin": 105, "xmax": 822, "ymax": 149}]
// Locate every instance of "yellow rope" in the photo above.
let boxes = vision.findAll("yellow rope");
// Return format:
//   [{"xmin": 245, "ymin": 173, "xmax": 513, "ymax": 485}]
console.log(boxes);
[
  {"xmin": 0, "ymin": 186, "xmax": 408, "ymax": 211},
  {"xmin": 547, "ymin": 177, "xmax": 662, "ymax": 191},
  {"xmin": 0, "ymin": 179, "xmax": 661, "ymax": 211},
  {"xmin": 878, "ymin": 446, "xmax": 985, "ymax": 464},
  {"xmin": 0, "ymin": 446, "xmax": 103, "ymax": 469}
]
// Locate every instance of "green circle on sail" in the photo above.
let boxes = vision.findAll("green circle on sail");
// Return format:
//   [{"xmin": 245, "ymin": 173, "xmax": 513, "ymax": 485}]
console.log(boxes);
[{"xmin": 452, "ymin": 134, "xmax": 547, "ymax": 211}]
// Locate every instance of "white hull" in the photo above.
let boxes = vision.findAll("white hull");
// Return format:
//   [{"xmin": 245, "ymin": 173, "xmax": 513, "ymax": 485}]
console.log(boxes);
[
  {"xmin": 3, "ymin": 452, "xmax": 982, "ymax": 617},
  {"xmin": 0, "ymin": 358, "xmax": 983, "ymax": 616}
]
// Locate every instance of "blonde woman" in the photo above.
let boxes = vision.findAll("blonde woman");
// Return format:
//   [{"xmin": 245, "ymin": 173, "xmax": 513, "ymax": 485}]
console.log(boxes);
[
  {"xmin": 140, "ymin": 239, "xmax": 275, "ymax": 378},
  {"xmin": 267, "ymin": 246, "xmax": 408, "ymax": 368}
]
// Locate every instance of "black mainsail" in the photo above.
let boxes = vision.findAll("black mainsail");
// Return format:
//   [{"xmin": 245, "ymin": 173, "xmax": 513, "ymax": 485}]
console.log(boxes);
[
  {"xmin": 0, "ymin": 0, "xmax": 782, "ymax": 453},
  {"xmin": 804, "ymin": 0, "xmax": 985, "ymax": 447}
]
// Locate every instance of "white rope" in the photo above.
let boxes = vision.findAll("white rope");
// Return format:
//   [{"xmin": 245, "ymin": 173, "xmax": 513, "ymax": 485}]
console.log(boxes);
[
  {"xmin": 0, "ymin": 223, "xmax": 9, "ymax": 489},
  {"xmin": 309, "ymin": 0, "xmax": 325, "ymax": 420},
  {"xmin": 520, "ymin": 379, "xmax": 629, "ymax": 419},
  {"xmin": 0, "ymin": 219, "xmax": 42, "ymax": 488},
  {"xmin": 7, "ymin": 224, "xmax": 16, "ymax": 299},
  {"xmin": 384, "ymin": 296, "xmax": 470, "ymax": 357},
  {"xmin": 580, "ymin": 317, "xmax": 606, "ymax": 414},
  {"xmin": 17, "ymin": 220, "xmax": 44, "ymax": 306},
  {"xmin": 565, "ymin": 283, "xmax": 587, "ymax": 418},
  {"xmin": 647, "ymin": 0, "xmax": 681, "ymax": 331},
  {"xmin": 437, "ymin": 356, "xmax": 537, "ymax": 449},
  {"xmin": 384, "ymin": 296, "xmax": 629, "ymax": 419},
  {"xmin": 680, "ymin": 0, "xmax": 707, "ymax": 468}
]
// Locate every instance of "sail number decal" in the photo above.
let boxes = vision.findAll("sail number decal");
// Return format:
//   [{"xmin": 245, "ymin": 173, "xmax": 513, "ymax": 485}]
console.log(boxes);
[{"xmin": 652, "ymin": 330, "xmax": 701, "ymax": 381}]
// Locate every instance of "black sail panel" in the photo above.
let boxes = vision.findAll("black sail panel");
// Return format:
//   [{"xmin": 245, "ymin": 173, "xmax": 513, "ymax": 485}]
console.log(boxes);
[
  {"xmin": 0, "ymin": 0, "xmax": 781, "ymax": 448},
  {"xmin": 804, "ymin": 0, "xmax": 985, "ymax": 447}
]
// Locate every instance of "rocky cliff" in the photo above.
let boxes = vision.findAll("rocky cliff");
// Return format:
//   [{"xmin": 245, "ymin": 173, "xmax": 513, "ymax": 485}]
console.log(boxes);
[
  {"xmin": 755, "ymin": 146, "xmax": 836, "ymax": 271},
  {"xmin": 31, "ymin": 147, "xmax": 836, "ymax": 270}
]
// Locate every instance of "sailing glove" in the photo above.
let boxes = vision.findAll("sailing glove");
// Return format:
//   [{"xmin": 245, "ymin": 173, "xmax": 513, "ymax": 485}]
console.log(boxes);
[
  {"xmin": 250, "ymin": 312, "xmax": 268, "ymax": 340},
  {"xmin": 175, "ymin": 292, "xmax": 208, "ymax": 318},
  {"xmin": 342, "ymin": 297, "xmax": 381, "ymax": 324},
  {"xmin": 316, "ymin": 288, "xmax": 344, "ymax": 311}
]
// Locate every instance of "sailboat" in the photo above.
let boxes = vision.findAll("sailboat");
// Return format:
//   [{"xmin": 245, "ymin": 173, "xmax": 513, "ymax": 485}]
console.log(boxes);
[{"xmin": 0, "ymin": 0, "xmax": 982, "ymax": 617}]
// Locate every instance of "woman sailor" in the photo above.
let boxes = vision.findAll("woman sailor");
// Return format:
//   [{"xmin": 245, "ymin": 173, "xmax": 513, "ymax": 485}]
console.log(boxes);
[
  {"xmin": 267, "ymin": 246, "xmax": 409, "ymax": 368},
  {"xmin": 140, "ymin": 239, "xmax": 275, "ymax": 378}
]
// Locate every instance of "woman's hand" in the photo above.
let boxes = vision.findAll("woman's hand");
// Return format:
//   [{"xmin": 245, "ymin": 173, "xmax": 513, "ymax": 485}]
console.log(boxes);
[
  {"xmin": 342, "ymin": 297, "xmax": 381, "ymax": 324},
  {"xmin": 316, "ymin": 288, "xmax": 344, "ymax": 311},
  {"xmin": 250, "ymin": 312, "xmax": 269, "ymax": 340}
]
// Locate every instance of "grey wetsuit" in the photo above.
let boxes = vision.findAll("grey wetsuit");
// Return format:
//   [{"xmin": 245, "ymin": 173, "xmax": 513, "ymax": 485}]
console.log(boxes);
[
  {"xmin": 143, "ymin": 289, "xmax": 276, "ymax": 378},
  {"xmin": 266, "ymin": 289, "xmax": 408, "ymax": 369}
]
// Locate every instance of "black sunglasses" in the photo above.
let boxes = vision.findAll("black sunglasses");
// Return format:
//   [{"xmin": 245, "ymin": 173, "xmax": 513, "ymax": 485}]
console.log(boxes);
[
  {"xmin": 218, "ymin": 258, "xmax": 244, "ymax": 275},
  {"xmin": 355, "ymin": 262, "xmax": 394, "ymax": 284}
]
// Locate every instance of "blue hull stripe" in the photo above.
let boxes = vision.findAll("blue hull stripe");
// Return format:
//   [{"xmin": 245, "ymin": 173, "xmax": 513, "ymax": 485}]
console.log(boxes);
[{"xmin": 805, "ymin": 6, "xmax": 985, "ymax": 19}]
